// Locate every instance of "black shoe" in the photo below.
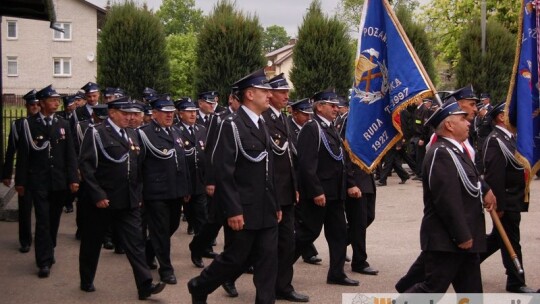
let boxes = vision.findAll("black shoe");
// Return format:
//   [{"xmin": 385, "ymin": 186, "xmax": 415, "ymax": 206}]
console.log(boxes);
[
  {"xmin": 161, "ymin": 274, "xmax": 177, "ymax": 285},
  {"xmin": 103, "ymin": 241, "xmax": 114, "ymax": 250},
  {"xmin": 138, "ymin": 282, "xmax": 166, "ymax": 300},
  {"xmin": 276, "ymin": 291, "xmax": 310, "ymax": 302},
  {"xmin": 38, "ymin": 266, "xmax": 50, "ymax": 278},
  {"xmin": 327, "ymin": 277, "xmax": 359, "ymax": 286},
  {"xmin": 345, "ymin": 255, "xmax": 351, "ymax": 262},
  {"xmin": 64, "ymin": 206, "xmax": 74, "ymax": 213},
  {"xmin": 376, "ymin": 181, "xmax": 386, "ymax": 186},
  {"xmin": 222, "ymin": 281, "xmax": 239, "ymax": 297},
  {"xmin": 19, "ymin": 245, "xmax": 30, "ymax": 253},
  {"xmin": 245, "ymin": 266, "xmax": 254, "ymax": 274},
  {"xmin": 147, "ymin": 258, "xmax": 157, "ymax": 270},
  {"xmin": 303, "ymin": 256, "xmax": 322, "ymax": 265},
  {"xmin": 188, "ymin": 279, "xmax": 208, "ymax": 304},
  {"xmin": 191, "ymin": 253, "xmax": 204, "ymax": 268},
  {"xmin": 399, "ymin": 176, "xmax": 410, "ymax": 184},
  {"xmin": 114, "ymin": 247, "xmax": 125, "ymax": 254},
  {"xmin": 81, "ymin": 283, "xmax": 96, "ymax": 292},
  {"xmin": 352, "ymin": 266, "xmax": 379, "ymax": 275},
  {"xmin": 506, "ymin": 285, "xmax": 536, "ymax": 293},
  {"xmin": 202, "ymin": 251, "xmax": 218, "ymax": 259},
  {"xmin": 188, "ymin": 226, "xmax": 194, "ymax": 235}
]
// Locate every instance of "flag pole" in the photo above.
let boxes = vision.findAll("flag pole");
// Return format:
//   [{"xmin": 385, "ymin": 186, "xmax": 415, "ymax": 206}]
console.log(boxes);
[{"xmin": 381, "ymin": 0, "xmax": 442, "ymax": 106}]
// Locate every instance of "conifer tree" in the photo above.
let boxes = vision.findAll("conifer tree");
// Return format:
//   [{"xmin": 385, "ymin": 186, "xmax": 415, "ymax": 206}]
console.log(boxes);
[
  {"xmin": 194, "ymin": 0, "xmax": 265, "ymax": 103},
  {"xmin": 97, "ymin": 1, "xmax": 170, "ymax": 98},
  {"xmin": 290, "ymin": 0, "xmax": 353, "ymax": 98},
  {"xmin": 456, "ymin": 19, "xmax": 515, "ymax": 102}
]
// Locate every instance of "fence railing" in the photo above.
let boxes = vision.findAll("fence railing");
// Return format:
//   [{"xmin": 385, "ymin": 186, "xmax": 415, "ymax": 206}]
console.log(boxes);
[{"xmin": 2, "ymin": 94, "xmax": 27, "ymax": 157}]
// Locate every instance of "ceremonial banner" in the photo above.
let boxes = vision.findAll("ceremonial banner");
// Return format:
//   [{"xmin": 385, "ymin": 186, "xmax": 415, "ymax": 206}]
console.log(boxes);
[
  {"xmin": 506, "ymin": 0, "xmax": 540, "ymax": 200},
  {"xmin": 345, "ymin": 0, "xmax": 434, "ymax": 172}
]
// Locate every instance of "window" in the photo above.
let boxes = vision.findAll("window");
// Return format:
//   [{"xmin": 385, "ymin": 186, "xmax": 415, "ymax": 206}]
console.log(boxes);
[
  {"xmin": 7, "ymin": 20, "xmax": 17, "ymax": 39},
  {"xmin": 53, "ymin": 22, "xmax": 71, "ymax": 41},
  {"xmin": 7, "ymin": 56, "xmax": 18, "ymax": 76},
  {"xmin": 53, "ymin": 58, "xmax": 71, "ymax": 76}
]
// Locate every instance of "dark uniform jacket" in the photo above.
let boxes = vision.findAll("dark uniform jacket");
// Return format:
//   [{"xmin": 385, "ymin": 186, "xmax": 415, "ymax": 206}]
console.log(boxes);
[
  {"xmin": 262, "ymin": 109, "xmax": 297, "ymax": 206},
  {"xmin": 196, "ymin": 111, "xmax": 211, "ymax": 129},
  {"xmin": 138, "ymin": 120, "xmax": 190, "ymax": 200},
  {"xmin": 482, "ymin": 126, "xmax": 526, "ymax": 212},
  {"xmin": 78, "ymin": 120, "xmax": 142, "ymax": 209},
  {"xmin": 212, "ymin": 107, "xmax": 279, "ymax": 230},
  {"xmin": 15, "ymin": 114, "xmax": 79, "ymax": 191},
  {"xmin": 2, "ymin": 118, "xmax": 24, "ymax": 180},
  {"xmin": 74, "ymin": 120, "xmax": 92, "ymax": 155},
  {"xmin": 176, "ymin": 122, "xmax": 207, "ymax": 195},
  {"xmin": 74, "ymin": 105, "xmax": 93, "ymax": 122},
  {"xmin": 420, "ymin": 137, "xmax": 486, "ymax": 253},
  {"xmin": 340, "ymin": 115, "xmax": 376, "ymax": 194},
  {"xmin": 297, "ymin": 114, "xmax": 346, "ymax": 201}
]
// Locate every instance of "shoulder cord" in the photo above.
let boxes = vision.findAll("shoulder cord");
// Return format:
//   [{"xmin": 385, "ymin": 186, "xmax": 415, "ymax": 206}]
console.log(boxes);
[
  {"xmin": 76, "ymin": 123, "xmax": 85, "ymax": 144},
  {"xmin": 496, "ymin": 138, "xmax": 523, "ymax": 170},
  {"xmin": 445, "ymin": 147, "xmax": 482, "ymax": 199},
  {"xmin": 138, "ymin": 129, "xmax": 175, "ymax": 160},
  {"xmin": 231, "ymin": 121, "xmax": 268, "ymax": 163},
  {"xmin": 11, "ymin": 121, "xmax": 19, "ymax": 142},
  {"xmin": 93, "ymin": 128, "xmax": 129, "ymax": 163},
  {"xmin": 314, "ymin": 120, "xmax": 343, "ymax": 161},
  {"xmin": 271, "ymin": 139, "xmax": 289, "ymax": 155},
  {"xmin": 23, "ymin": 119, "xmax": 50, "ymax": 151}
]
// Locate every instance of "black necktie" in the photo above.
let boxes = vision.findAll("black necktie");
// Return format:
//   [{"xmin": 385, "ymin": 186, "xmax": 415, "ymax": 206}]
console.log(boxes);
[
  {"xmin": 258, "ymin": 118, "xmax": 264, "ymax": 130},
  {"xmin": 120, "ymin": 129, "xmax": 128, "ymax": 142},
  {"xmin": 44, "ymin": 116, "xmax": 51, "ymax": 126}
]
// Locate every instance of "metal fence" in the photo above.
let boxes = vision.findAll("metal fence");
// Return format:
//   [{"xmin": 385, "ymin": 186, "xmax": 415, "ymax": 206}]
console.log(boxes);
[{"xmin": 2, "ymin": 94, "xmax": 26, "ymax": 158}]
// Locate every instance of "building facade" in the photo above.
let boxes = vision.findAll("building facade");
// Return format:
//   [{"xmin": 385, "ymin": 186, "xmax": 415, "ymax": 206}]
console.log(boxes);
[{"xmin": 2, "ymin": 0, "xmax": 105, "ymax": 95}]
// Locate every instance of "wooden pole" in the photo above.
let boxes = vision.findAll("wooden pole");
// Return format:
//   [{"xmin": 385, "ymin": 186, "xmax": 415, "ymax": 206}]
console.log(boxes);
[{"xmin": 489, "ymin": 210, "xmax": 524, "ymax": 275}]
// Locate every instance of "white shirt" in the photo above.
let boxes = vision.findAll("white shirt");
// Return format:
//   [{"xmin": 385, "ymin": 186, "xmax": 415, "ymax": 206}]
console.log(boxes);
[
  {"xmin": 241, "ymin": 105, "xmax": 261, "ymax": 128},
  {"xmin": 107, "ymin": 118, "xmax": 125, "ymax": 139},
  {"xmin": 316, "ymin": 114, "xmax": 332, "ymax": 127},
  {"xmin": 495, "ymin": 125, "xmax": 513, "ymax": 138},
  {"xmin": 86, "ymin": 104, "xmax": 94, "ymax": 115},
  {"xmin": 442, "ymin": 136, "xmax": 464, "ymax": 153},
  {"xmin": 269, "ymin": 105, "xmax": 281, "ymax": 118},
  {"xmin": 198, "ymin": 110, "xmax": 207, "ymax": 122},
  {"xmin": 182, "ymin": 122, "xmax": 194, "ymax": 133},
  {"xmin": 39, "ymin": 112, "xmax": 55, "ymax": 125}
]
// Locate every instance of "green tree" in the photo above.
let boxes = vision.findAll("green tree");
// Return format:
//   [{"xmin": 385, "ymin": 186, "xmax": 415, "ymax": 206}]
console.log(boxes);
[
  {"xmin": 455, "ymin": 18, "xmax": 515, "ymax": 103},
  {"xmin": 291, "ymin": 0, "xmax": 353, "ymax": 98},
  {"xmin": 166, "ymin": 32, "xmax": 197, "ymax": 97},
  {"xmin": 395, "ymin": 3, "xmax": 437, "ymax": 85},
  {"xmin": 156, "ymin": 0, "xmax": 204, "ymax": 35},
  {"xmin": 97, "ymin": 1, "xmax": 170, "ymax": 98},
  {"xmin": 262, "ymin": 25, "xmax": 290, "ymax": 53},
  {"xmin": 336, "ymin": 0, "xmax": 364, "ymax": 32},
  {"xmin": 421, "ymin": 0, "xmax": 519, "ymax": 66},
  {"xmin": 193, "ymin": 0, "xmax": 265, "ymax": 103}
]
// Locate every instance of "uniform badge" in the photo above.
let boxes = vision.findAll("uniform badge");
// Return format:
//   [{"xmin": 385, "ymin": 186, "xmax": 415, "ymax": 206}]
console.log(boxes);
[
  {"xmin": 37, "ymin": 135, "xmax": 44, "ymax": 140},
  {"xmin": 321, "ymin": 121, "xmax": 327, "ymax": 127},
  {"xmin": 163, "ymin": 149, "xmax": 168, "ymax": 153},
  {"xmin": 179, "ymin": 126, "xmax": 184, "ymax": 131},
  {"xmin": 185, "ymin": 140, "xmax": 190, "ymax": 146},
  {"xmin": 199, "ymin": 140, "xmax": 205, "ymax": 150},
  {"xmin": 274, "ymin": 139, "xmax": 280, "ymax": 145},
  {"xmin": 60, "ymin": 128, "xmax": 66, "ymax": 140},
  {"xmin": 270, "ymin": 113, "xmax": 276, "ymax": 120}
]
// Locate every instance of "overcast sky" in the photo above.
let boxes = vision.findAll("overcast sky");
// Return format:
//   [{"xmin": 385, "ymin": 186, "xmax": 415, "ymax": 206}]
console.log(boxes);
[{"xmin": 90, "ymin": 0, "xmax": 430, "ymax": 36}]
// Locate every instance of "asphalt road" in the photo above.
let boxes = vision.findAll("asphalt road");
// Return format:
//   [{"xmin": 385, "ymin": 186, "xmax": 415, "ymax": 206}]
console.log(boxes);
[{"xmin": 0, "ymin": 175, "xmax": 539, "ymax": 303}]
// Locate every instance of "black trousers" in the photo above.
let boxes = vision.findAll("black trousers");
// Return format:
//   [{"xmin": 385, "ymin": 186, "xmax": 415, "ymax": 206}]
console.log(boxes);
[
  {"xmin": 345, "ymin": 192, "xmax": 376, "ymax": 269},
  {"xmin": 379, "ymin": 149, "xmax": 409, "ymax": 182},
  {"xmin": 189, "ymin": 221, "xmax": 221, "ymax": 256},
  {"xmin": 276, "ymin": 204, "xmax": 296, "ymax": 294},
  {"xmin": 480, "ymin": 211, "xmax": 525, "ymax": 288},
  {"xmin": 294, "ymin": 199, "xmax": 348, "ymax": 280},
  {"xmin": 190, "ymin": 226, "xmax": 278, "ymax": 304},
  {"xmin": 145, "ymin": 199, "xmax": 182, "ymax": 278},
  {"xmin": 31, "ymin": 189, "xmax": 66, "ymax": 268},
  {"xmin": 301, "ymin": 243, "xmax": 319, "ymax": 260},
  {"xmin": 414, "ymin": 142, "xmax": 426, "ymax": 177},
  {"xmin": 17, "ymin": 194, "xmax": 33, "ymax": 248},
  {"xmin": 184, "ymin": 193, "xmax": 208, "ymax": 234},
  {"xmin": 405, "ymin": 251, "xmax": 483, "ymax": 293},
  {"xmin": 395, "ymin": 251, "xmax": 426, "ymax": 292},
  {"xmin": 79, "ymin": 205, "xmax": 152, "ymax": 292}
]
